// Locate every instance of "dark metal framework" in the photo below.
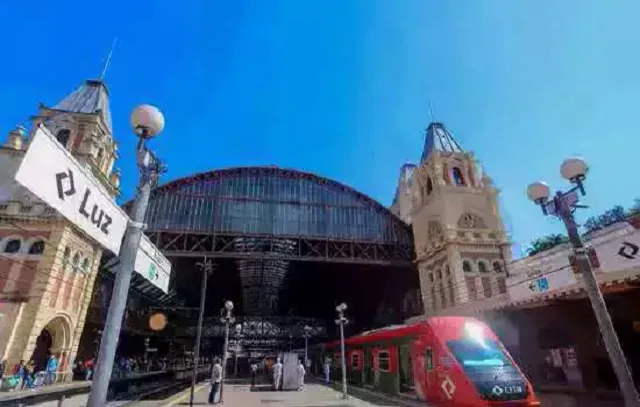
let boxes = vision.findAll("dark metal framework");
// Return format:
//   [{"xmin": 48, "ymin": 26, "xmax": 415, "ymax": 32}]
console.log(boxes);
[
  {"xmin": 134, "ymin": 166, "xmax": 414, "ymax": 266},
  {"xmin": 181, "ymin": 316, "xmax": 327, "ymax": 340}
]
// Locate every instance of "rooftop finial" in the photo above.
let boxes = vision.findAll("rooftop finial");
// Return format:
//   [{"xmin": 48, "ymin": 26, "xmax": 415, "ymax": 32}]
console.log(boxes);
[
  {"xmin": 99, "ymin": 37, "xmax": 118, "ymax": 81},
  {"xmin": 428, "ymin": 102, "xmax": 435, "ymax": 123}
]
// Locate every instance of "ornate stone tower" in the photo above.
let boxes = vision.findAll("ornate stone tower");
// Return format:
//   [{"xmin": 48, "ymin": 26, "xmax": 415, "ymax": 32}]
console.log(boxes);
[
  {"xmin": 0, "ymin": 79, "xmax": 120, "ymax": 379},
  {"xmin": 394, "ymin": 122, "xmax": 511, "ymax": 317}
]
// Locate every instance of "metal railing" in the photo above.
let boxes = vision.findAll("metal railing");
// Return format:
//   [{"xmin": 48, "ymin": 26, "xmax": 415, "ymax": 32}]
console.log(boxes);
[{"xmin": 0, "ymin": 365, "xmax": 211, "ymax": 407}]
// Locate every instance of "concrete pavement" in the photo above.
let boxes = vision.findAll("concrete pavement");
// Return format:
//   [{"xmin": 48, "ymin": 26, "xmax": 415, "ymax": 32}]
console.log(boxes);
[{"xmin": 161, "ymin": 383, "xmax": 398, "ymax": 407}]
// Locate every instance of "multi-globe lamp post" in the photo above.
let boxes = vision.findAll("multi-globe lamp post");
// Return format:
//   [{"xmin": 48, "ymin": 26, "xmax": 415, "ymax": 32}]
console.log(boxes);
[
  {"xmin": 220, "ymin": 300, "xmax": 235, "ymax": 403},
  {"xmin": 335, "ymin": 303, "xmax": 349, "ymax": 400},
  {"xmin": 88, "ymin": 105, "xmax": 165, "ymax": 407},
  {"xmin": 234, "ymin": 323, "xmax": 242, "ymax": 377},
  {"xmin": 526, "ymin": 157, "xmax": 640, "ymax": 407},
  {"xmin": 303, "ymin": 325, "xmax": 312, "ymax": 370}
]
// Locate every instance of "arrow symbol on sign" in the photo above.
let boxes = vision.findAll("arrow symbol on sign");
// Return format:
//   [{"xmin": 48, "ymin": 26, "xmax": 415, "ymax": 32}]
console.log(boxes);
[
  {"xmin": 528, "ymin": 282, "xmax": 537, "ymax": 292},
  {"xmin": 55, "ymin": 169, "xmax": 76, "ymax": 201},
  {"xmin": 618, "ymin": 241, "xmax": 639, "ymax": 260}
]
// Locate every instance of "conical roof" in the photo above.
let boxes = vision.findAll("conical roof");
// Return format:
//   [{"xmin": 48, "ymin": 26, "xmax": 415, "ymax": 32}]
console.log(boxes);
[
  {"xmin": 52, "ymin": 79, "xmax": 112, "ymax": 133},
  {"xmin": 420, "ymin": 122, "xmax": 463, "ymax": 162}
]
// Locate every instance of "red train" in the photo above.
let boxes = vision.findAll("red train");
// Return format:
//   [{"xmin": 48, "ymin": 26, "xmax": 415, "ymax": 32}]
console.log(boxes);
[{"xmin": 314, "ymin": 316, "xmax": 539, "ymax": 406}]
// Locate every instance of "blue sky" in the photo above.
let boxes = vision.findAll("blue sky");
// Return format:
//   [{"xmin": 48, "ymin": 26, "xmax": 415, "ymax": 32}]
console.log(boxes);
[{"xmin": 1, "ymin": 1, "xmax": 639, "ymax": 255}]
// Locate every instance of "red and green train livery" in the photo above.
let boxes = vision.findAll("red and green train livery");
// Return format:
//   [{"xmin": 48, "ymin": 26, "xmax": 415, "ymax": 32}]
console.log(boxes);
[{"xmin": 313, "ymin": 316, "xmax": 539, "ymax": 406}]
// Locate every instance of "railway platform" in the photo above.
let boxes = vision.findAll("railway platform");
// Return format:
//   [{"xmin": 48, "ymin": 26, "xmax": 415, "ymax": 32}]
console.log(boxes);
[{"xmin": 139, "ymin": 382, "xmax": 399, "ymax": 407}]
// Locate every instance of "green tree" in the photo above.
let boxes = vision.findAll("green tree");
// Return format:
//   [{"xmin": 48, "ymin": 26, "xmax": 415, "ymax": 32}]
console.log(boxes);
[
  {"xmin": 630, "ymin": 198, "xmax": 640, "ymax": 216},
  {"xmin": 527, "ymin": 234, "xmax": 569, "ymax": 256}
]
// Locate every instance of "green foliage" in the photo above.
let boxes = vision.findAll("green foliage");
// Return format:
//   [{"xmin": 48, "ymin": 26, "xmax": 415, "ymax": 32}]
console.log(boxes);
[
  {"xmin": 527, "ymin": 234, "xmax": 568, "ymax": 256},
  {"xmin": 583, "ymin": 205, "xmax": 627, "ymax": 233},
  {"xmin": 630, "ymin": 198, "xmax": 640, "ymax": 216}
]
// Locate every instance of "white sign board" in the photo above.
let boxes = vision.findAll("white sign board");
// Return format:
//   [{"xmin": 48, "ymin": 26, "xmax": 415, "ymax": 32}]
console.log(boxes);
[
  {"xmin": 135, "ymin": 234, "xmax": 171, "ymax": 293},
  {"xmin": 14, "ymin": 126, "xmax": 128, "ymax": 254},
  {"xmin": 594, "ymin": 228, "xmax": 640, "ymax": 273},
  {"xmin": 507, "ymin": 266, "xmax": 577, "ymax": 302}
]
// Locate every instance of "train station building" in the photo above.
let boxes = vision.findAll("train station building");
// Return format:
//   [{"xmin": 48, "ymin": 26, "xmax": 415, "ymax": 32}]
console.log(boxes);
[{"xmin": 0, "ymin": 75, "xmax": 515, "ymax": 380}]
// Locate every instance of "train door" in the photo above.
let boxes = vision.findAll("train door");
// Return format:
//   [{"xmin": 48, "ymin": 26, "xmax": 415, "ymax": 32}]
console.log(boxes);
[
  {"xmin": 363, "ymin": 348, "xmax": 374, "ymax": 387},
  {"xmin": 398, "ymin": 343, "xmax": 414, "ymax": 393},
  {"xmin": 411, "ymin": 335, "xmax": 438, "ymax": 401}
]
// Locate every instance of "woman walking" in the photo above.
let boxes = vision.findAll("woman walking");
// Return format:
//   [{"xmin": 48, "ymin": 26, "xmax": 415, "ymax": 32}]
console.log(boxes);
[{"xmin": 209, "ymin": 357, "xmax": 222, "ymax": 404}]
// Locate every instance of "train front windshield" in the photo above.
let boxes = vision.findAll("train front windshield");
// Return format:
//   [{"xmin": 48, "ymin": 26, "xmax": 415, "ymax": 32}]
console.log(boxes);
[
  {"xmin": 447, "ymin": 338, "xmax": 511, "ymax": 369},
  {"xmin": 446, "ymin": 325, "xmax": 528, "ymax": 401}
]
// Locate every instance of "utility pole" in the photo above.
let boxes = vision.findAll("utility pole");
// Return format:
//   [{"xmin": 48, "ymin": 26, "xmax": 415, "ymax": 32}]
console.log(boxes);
[
  {"xmin": 190, "ymin": 257, "xmax": 213, "ymax": 406},
  {"xmin": 303, "ymin": 325, "xmax": 312, "ymax": 370},
  {"xmin": 527, "ymin": 157, "xmax": 640, "ymax": 407},
  {"xmin": 88, "ymin": 105, "xmax": 165, "ymax": 407}
]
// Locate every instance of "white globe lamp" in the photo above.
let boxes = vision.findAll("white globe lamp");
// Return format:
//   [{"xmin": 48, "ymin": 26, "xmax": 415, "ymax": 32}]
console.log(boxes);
[
  {"xmin": 131, "ymin": 104, "xmax": 165, "ymax": 138},
  {"xmin": 560, "ymin": 157, "xmax": 588, "ymax": 182},
  {"xmin": 526, "ymin": 181, "xmax": 550, "ymax": 204}
]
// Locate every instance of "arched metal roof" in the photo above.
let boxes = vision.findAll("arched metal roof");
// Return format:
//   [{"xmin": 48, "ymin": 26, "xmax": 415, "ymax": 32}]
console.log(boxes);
[{"xmin": 137, "ymin": 166, "xmax": 412, "ymax": 246}]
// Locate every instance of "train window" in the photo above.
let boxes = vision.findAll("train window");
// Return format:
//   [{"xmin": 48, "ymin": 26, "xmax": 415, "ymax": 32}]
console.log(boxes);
[
  {"xmin": 447, "ymin": 338, "xmax": 512, "ymax": 370},
  {"xmin": 425, "ymin": 348, "xmax": 434, "ymax": 371},
  {"xmin": 351, "ymin": 353, "xmax": 361, "ymax": 369},
  {"xmin": 377, "ymin": 351, "xmax": 390, "ymax": 372}
]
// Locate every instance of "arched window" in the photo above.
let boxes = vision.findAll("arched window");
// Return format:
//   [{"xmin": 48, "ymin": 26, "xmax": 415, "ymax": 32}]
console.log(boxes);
[
  {"xmin": 493, "ymin": 261, "xmax": 503, "ymax": 273},
  {"xmin": 436, "ymin": 268, "xmax": 442, "ymax": 280},
  {"xmin": 28, "ymin": 240, "xmax": 45, "ymax": 255},
  {"xmin": 96, "ymin": 148, "xmax": 104, "ymax": 166},
  {"xmin": 62, "ymin": 247, "xmax": 71, "ymax": 265},
  {"xmin": 428, "ymin": 272, "xmax": 434, "ymax": 282},
  {"xmin": 56, "ymin": 129, "xmax": 71, "ymax": 147},
  {"xmin": 478, "ymin": 261, "xmax": 488, "ymax": 273},
  {"xmin": 445, "ymin": 265, "xmax": 451, "ymax": 277},
  {"xmin": 82, "ymin": 258, "xmax": 90, "ymax": 273},
  {"xmin": 72, "ymin": 253, "xmax": 80, "ymax": 270},
  {"xmin": 426, "ymin": 177, "xmax": 433, "ymax": 195},
  {"xmin": 452, "ymin": 167, "xmax": 465, "ymax": 186},
  {"xmin": 462, "ymin": 260, "xmax": 472, "ymax": 273},
  {"xmin": 4, "ymin": 239, "xmax": 21, "ymax": 253}
]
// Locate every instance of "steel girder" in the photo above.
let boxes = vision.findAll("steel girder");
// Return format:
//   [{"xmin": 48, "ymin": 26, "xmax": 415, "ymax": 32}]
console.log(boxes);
[
  {"xmin": 179, "ymin": 316, "xmax": 327, "ymax": 340},
  {"xmin": 148, "ymin": 231, "xmax": 414, "ymax": 266}
]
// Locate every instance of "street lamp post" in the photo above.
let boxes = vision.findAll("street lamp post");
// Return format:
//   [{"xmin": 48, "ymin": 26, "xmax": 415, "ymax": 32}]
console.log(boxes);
[
  {"xmin": 335, "ymin": 303, "xmax": 349, "ymax": 400},
  {"xmin": 190, "ymin": 257, "xmax": 214, "ymax": 406},
  {"xmin": 527, "ymin": 157, "xmax": 640, "ymax": 407},
  {"xmin": 234, "ymin": 323, "xmax": 242, "ymax": 378},
  {"xmin": 303, "ymin": 325, "xmax": 312, "ymax": 370},
  {"xmin": 220, "ymin": 301, "xmax": 235, "ymax": 403},
  {"xmin": 88, "ymin": 105, "xmax": 165, "ymax": 407}
]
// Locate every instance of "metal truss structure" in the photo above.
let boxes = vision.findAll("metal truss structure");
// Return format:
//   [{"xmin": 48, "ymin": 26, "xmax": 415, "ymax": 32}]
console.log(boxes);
[
  {"xmin": 121, "ymin": 166, "xmax": 415, "ymax": 317},
  {"xmin": 180, "ymin": 316, "xmax": 327, "ymax": 341},
  {"xmin": 148, "ymin": 231, "xmax": 413, "ymax": 266}
]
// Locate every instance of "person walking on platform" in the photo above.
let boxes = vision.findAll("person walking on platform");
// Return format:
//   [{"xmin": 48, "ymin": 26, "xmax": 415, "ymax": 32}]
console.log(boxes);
[
  {"xmin": 45, "ymin": 355, "xmax": 58, "ymax": 385},
  {"xmin": 297, "ymin": 359, "xmax": 306, "ymax": 391},
  {"xmin": 272, "ymin": 358, "xmax": 283, "ymax": 391},
  {"xmin": 209, "ymin": 357, "xmax": 223, "ymax": 404},
  {"xmin": 324, "ymin": 359, "xmax": 331, "ymax": 384},
  {"xmin": 250, "ymin": 361, "xmax": 258, "ymax": 389},
  {"xmin": 84, "ymin": 356, "xmax": 95, "ymax": 381}
]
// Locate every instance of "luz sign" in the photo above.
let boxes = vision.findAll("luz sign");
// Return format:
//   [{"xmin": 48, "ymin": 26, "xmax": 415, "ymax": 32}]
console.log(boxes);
[
  {"xmin": 134, "ymin": 234, "xmax": 171, "ymax": 293},
  {"xmin": 14, "ymin": 126, "xmax": 128, "ymax": 254}
]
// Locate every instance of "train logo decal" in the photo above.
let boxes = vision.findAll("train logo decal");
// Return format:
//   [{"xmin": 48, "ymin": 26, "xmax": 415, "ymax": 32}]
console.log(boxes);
[
  {"xmin": 440, "ymin": 375, "xmax": 456, "ymax": 400},
  {"xmin": 492, "ymin": 384, "xmax": 523, "ymax": 396}
]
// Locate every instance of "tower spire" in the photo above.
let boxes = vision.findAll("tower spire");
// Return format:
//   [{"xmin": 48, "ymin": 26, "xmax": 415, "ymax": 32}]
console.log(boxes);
[
  {"xmin": 420, "ymin": 122, "xmax": 464, "ymax": 163},
  {"xmin": 99, "ymin": 38, "xmax": 118, "ymax": 81}
]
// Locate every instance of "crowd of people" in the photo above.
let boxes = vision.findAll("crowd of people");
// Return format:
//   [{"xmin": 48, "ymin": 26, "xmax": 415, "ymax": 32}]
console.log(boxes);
[{"xmin": 0, "ymin": 355, "xmax": 60, "ymax": 391}]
